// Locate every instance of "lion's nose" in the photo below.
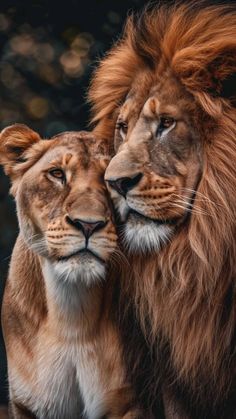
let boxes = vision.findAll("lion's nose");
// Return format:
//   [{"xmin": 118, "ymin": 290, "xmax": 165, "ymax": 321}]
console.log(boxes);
[
  {"xmin": 107, "ymin": 173, "xmax": 143, "ymax": 197},
  {"xmin": 66, "ymin": 216, "xmax": 107, "ymax": 240}
]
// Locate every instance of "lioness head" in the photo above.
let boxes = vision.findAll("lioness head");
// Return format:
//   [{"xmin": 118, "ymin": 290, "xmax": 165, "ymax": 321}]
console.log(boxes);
[
  {"xmin": 0, "ymin": 125, "xmax": 117, "ymax": 284},
  {"xmin": 105, "ymin": 74, "xmax": 203, "ymax": 252}
]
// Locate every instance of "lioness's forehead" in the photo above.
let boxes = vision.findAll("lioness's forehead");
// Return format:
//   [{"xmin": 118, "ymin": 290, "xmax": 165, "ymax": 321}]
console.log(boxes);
[
  {"xmin": 43, "ymin": 131, "xmax": 110, "ymax": 168},
  {"xmin": 52, "ymin": 131, "xmax": 109, "ymax": 155},
  {"xmin": 23, "ymin": 131, "xmax": 111, "ymax": 176}
]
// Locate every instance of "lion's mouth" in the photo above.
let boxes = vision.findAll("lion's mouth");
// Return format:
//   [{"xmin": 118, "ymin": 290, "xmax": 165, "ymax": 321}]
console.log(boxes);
[
  {"xmin": 126, "ymin": 208, "xmax": 180, "ymax": 226},
  {"xmin": 58, "ymin": 248, "xmax": 105, "ymax": 264}
]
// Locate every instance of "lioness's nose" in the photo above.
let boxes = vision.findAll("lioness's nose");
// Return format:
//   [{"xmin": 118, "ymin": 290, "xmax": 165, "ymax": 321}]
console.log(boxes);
[
  {"xmin": 107, "ymin": 173, "xmax": 143, "ymax": 197},
  {"xmin": 66, "ymin": 216, "xmax": 107, "ymax": 240}
]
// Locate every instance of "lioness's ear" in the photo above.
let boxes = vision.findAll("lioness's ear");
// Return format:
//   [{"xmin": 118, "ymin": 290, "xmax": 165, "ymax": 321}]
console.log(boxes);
[{"xmin": 0, "ymin": 124, "xmax": 41, "ymax": 178}]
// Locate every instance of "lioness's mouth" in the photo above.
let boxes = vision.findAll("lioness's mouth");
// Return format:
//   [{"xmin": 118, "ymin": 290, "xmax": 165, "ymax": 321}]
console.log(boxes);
[{"xmin": 58, "ymin": 249, "xmax": 105, "ymax": 264}]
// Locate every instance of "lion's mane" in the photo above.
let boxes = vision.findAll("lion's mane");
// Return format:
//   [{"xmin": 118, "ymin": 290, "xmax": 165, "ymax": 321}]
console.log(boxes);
[{"xmin": 89, "ymin": 2, "xmax": 236, "ymax": 416}]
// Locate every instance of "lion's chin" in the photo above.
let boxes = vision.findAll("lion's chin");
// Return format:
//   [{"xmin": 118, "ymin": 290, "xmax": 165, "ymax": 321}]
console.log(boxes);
[{"xmin": 123, "ymin": 215, "xmax": 173, "ymax": 253}]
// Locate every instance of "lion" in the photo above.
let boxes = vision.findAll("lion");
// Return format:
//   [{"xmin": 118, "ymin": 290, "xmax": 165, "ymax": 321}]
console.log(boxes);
[
  {"xmin": 89, "ymin": 2, "xmax": 236, "ymax": 418},
  {"xmin": 0, "ymin": 125, "xmax": 144, "ymax": 419}
]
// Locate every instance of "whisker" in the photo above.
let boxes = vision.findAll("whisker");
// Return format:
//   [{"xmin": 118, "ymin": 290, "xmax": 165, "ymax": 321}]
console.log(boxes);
[
  {"xmin": 171, "ymin": 194, "xmax": 213, "ymax": 215},
  {"xmin": 169, "ymin": 202, "xmax": 210, "ymax": 217},
  {"xmin": 179, "ymin": 188, "xmax": 224, "ymax": 208}
]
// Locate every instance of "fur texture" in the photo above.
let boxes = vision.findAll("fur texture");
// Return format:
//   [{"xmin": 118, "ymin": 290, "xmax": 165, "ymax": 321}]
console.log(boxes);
[
  {"xmin": 89, "ymin": 2, "xmax": 236, "ymax": 418},
  {"xmin": 1, "ymin": 126, "xmax": 144, "ymax": 418}
]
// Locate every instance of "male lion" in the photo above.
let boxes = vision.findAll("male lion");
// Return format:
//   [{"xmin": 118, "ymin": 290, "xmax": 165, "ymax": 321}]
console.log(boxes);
[
  {"xmin": 0, "ymin": 125, "xmax": 143, "ymax": 419},
  {"xmin": 89, "ymin": 2, "xmax": 236, "ymax": 418}
]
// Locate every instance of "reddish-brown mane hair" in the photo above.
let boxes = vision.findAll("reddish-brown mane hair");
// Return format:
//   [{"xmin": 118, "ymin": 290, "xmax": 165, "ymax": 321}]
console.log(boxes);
[{"xmin": 89, "ymin": 1, "xmax": 236, "ymax": 412}]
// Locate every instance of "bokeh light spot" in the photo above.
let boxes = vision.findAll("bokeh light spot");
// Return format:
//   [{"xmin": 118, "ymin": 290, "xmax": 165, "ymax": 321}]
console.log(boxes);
[
  {"xmin": 34, "ymin": 43, "xmax": 55, "ymax": 63},
  {"xmin": 60, "ymin": 50, "xmax": 84, "ymax": 77},
  {"xmin": 0, "ymin": 63, "xmax": 24, "ymax": 89},
  {"xmin": 38, "ymin": 64, "xmax": 60, "ymax": 85},
  {"xmin": 10, "ymin": 34, "xmax": 35, "ymax": 56},
  {"xmin": 0, "ymin": 14, "xmax": 11, "ymax": 31},
  {"xmin": 71, "ymin": 33, "xmax": 93, "ymax": 57},
  {"xmin": 26, "ymin": 96, "xmax": 49, "ymax": 119}
]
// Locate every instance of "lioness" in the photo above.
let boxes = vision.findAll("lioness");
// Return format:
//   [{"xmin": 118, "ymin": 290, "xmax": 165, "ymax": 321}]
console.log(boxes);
[{"xmin": 0, "ymin": 125, "xmax": 142, "ymax": 419}]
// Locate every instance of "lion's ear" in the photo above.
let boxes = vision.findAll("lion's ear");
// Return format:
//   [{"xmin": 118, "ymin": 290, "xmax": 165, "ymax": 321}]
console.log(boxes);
[
  {"xmin": 205, "ymin": 52, "xmax": 236, "ymax": 101},
  {"xmin": 0, "ymin": 124, "xmax": 41, "ymax": 178},
  {"xmin": 170, "ymin": 5, "xmax": 236, "ymax": 104},
  {"xmin": 175, "ymin": 49, "xmax": 236, "ymax": 103}
]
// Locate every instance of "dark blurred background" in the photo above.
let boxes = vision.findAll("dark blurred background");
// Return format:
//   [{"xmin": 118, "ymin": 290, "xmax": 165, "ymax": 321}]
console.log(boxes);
[
  {"xmin": 0, "ymin": 0, "xmax": 147, "ymax": 406},
  {"xmin": 0, "ymin": 0, "xmax": 235, "ymax": 409}
]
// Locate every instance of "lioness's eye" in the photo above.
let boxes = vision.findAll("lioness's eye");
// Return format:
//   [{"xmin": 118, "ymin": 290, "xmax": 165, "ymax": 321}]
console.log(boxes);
[
  {"xmin": 49, "ymin": 168, "xmax": 66, "ymax": 182},
  {"xmin": 157, "ymin": 117, "xmax": 175, "ymax": 137},
  {"xmin": 116, "ymin": 120, "xmax": 128, "ymax": 140}
]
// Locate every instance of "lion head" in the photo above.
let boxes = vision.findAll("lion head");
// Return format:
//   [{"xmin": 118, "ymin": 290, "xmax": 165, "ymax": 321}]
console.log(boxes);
[
  {"xmin": 0, "ymin": 125, "xmax": 117, "ymax": 285},
  {"xmin": 104, "ymin": 76, "xmax": 203, "ymax": 253},
  {"xmin": 89, "ymin": 1, "xmax": 236, "ymax": 413}
]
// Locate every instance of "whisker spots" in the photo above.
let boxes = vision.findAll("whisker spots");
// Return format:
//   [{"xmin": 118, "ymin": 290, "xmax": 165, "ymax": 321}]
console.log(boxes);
[
  {"xmin": 47, "ymin": 234, "xmax": 81, "ymax": 239},
  {"xmin": 94, "ymin": 236, "xmax": 117, "ymax": 242}
]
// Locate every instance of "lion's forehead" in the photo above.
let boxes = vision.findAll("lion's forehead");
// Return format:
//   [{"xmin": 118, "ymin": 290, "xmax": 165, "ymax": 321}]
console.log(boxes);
[{"xmin": 122, "ymin": 73, "xmax": 198, "ymax": 124}]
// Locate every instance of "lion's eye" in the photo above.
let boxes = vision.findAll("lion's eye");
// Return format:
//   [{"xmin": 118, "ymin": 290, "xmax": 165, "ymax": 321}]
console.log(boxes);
[
  {"xmin": 157, "ymin": 117, "xmax": 175, "ymax": 137},
  {"xmin": 49, "ymin": 168, "xmax": 66, "ymax": 182},
  {"xmin": 116, "ymin": 120, "xmax": 128, "ymax": 140}
]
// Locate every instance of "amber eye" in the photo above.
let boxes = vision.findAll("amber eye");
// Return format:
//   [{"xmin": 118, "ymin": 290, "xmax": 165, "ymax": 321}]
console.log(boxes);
[
  {"xmin": 49, "ymin": 168, "xmax": 66, "ymax": 182},
  {"xmin": 116, "ymin": 120, "xmax": 128, "ymax": 140},
  {"xmin": 157, "ymin": 117, "xmax": 175, "ymax": 136}
]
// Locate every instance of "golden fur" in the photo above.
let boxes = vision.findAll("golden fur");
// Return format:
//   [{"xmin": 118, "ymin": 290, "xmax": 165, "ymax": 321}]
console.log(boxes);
[
  {"xmin": 89, "ymin": 2, "xmax": 236, "ymax": 417},
  {"xmin": 1, "ymin": 125, "xmax": 144, "ymax": 418}
]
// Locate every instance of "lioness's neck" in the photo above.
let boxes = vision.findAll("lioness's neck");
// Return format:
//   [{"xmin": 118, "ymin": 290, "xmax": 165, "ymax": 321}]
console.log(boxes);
[
  {"xmin": 42, "ymin": 259, "xmax": 104, "ymax": 339},
  {"xmin": 10, "ymin": 234, "xmax": 105, "ymax": 340}
]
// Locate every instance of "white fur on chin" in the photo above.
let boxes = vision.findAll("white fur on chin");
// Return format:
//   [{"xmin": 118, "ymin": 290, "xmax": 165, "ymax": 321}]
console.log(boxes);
[
  {"xmin": 53, "ymin": 257, "xmax": 106, "ymax": 286},
  {"xmin": 124, "ymin": 221, "xmax": 172, "ymax": 253}
]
